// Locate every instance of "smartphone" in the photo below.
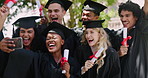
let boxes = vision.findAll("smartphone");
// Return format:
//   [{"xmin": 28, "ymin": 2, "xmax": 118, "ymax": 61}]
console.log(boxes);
[{"xmin": 7, "ymin": 37, "xmax": 23, "ymax": 49}]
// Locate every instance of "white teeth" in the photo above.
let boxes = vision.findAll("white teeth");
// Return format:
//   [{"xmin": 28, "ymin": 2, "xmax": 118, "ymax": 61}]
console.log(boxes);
[
  {"xmin": 123, "ymin": 22, "xmax": 128, "ymax": 24},
  {"xmin": 88, "ymin": 39, "xmax": 93, "ymax": 42},
  {"xmin": 48, "ymin": 43, "xmax": 55, "ymax": 47},
  {"xmin": 24, "ymin": 38, "xmax": 29, "ymax": 40},
  {"xmin": 50, "ymin": 44, "xmax": 54, "ymax": 46}
]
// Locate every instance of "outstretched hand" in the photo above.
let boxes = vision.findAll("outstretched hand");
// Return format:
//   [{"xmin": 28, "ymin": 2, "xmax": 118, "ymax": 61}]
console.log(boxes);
[
  {"xmin": 0, "ymin": 37, "xmax": 15, "ymax": 53},
  {"xmin": 0, "ymin": 5, "xmax": 10, "ymax": 18},
  {"xmin": 0, "ymin": 5, "xmax": 10, "ymax": 30},
  {"xmin": 144, "ymin": 0, "xmax": 148, "ymax": 15}
]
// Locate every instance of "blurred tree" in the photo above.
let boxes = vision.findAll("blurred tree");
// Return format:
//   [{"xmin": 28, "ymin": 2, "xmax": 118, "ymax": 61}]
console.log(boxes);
[
  {"xmin": 68, "ymin": 0, "xmax": 118, "ymax": 28},
  {"xmin": 0, "ymin": 0, "xmax": 5, "ymax": 6}
]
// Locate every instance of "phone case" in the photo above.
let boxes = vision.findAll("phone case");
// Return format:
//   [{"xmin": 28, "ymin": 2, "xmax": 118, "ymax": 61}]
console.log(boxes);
[{"xmin": 7, "ymin": 37, "xmax": 23, "ymax": 49}]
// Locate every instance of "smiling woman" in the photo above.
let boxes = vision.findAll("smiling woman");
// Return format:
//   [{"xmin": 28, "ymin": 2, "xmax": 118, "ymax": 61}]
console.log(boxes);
[
  {"xmin": 39, "ymin": 22, "xmax": 81, "ymax": 78},
  {"xmin": 12, "ymin": 16, "xmax": 42, "ymax": 51},
  {"xmin": 74, "ymin": 20, "xmax": 121, "ymax": 78},
  {"xmin": 19, "ymin": 28, "xmax": 35, "ymax": 49},
  {"xmin": 46, "ymin": 33, "xmax": 64, "ymax": 53}
]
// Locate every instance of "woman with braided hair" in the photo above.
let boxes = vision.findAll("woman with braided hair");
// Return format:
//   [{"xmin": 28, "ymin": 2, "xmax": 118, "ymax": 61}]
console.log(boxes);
[{"xmin": 74, "ymin": 20, "xmax": 121, "ymax": 78}]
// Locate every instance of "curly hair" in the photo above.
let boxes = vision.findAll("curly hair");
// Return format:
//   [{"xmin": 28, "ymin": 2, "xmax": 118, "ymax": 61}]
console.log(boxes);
[
  {"xmin": 81, "ymin": 28, "xmax": 111, "ymax": 72},
  {"xmin": 118, "ymin": 1, "xmax": 141, "ymax": 19}
]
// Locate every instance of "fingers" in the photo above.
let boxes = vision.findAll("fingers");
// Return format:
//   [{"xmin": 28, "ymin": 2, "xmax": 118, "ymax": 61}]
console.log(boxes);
[
  {"xmin": 84, "ymin": 60, "xmax": 94, "ymax": 71},
  {"xmin": 62, "ymin": 62, "xmax": 70, "ymax": 72},
  {"xmin": 40, "ymin": 16, "xmax": 48, "ymax": 24},
  {"xmin": 3, "ymin": 47, "xmax": 15, "ymax": 53},
  {"xmin": 0, "ymin": 5, "xmax": 10, "ymax": 16},
  {"xmin": 119, "ymin": 45, "xmax": 128, "ymax": 57},
  {"xmin": 0, "ymin": 37, "xmax": 15, "ymax": 53},
  {"xmin": 62, "ymin": 62, "xmax": 71, "ymax": 78},
  {"xmin": 62, "ymin": 62, "xmax": 71, "ymax": 77},
  {"xmin": 2, "ymin": 5, "xmax": 10, "ymax": 11}
]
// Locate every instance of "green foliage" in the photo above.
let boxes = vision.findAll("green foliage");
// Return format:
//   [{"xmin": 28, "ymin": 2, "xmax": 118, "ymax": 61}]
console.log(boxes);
[
  {"xmin": 0, "ymin": 0, "xmax": 5, "ymax": 6},
  {"xmin": 67, "ymin": 0, "xmax": 117, "ymax": 28}
]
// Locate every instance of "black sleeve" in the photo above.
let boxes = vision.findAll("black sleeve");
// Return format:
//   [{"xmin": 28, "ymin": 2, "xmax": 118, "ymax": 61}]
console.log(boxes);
[
  {"xmin": 136, "ymin": 10, "xmax": 148, "ymax": 35},
  {"xmin": 2, "ymin": 49, "xmax": 35, "ymax": 78},
  {"xmin": 68, "ymin": 57, "xmax": 81, "ymax": 78},
  {"xmin": 64, "ymin": 32, "xmax": 81, "ymax": 57},
  {"xmin": 104, "ymin": 28, "xmax": 122, "ymax": 51},
  {"xmin": 107, "ymin": 48, "xmax": 121, "ymax": 78},
  {"xmin": 0, "ymin": 30, "xmax": 4, "ymax": 41},
  {"xmin": 0, "ymin": 50, "xmax": 9, "ymax": 78}
]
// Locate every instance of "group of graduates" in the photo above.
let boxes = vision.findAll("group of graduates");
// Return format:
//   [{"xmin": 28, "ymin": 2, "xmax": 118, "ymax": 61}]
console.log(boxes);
[{"xmin": 0, "ymin": 0, "xmax": 148, "ymax": 78}]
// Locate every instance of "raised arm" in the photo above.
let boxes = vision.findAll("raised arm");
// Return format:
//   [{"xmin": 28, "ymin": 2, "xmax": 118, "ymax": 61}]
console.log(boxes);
[
  {"xmin": 0, "ymin": 5, "xmax": 10, "ymax": 31},
  {"xmin": 143, "ymin": 0, "xmax": 148, "ymax": 15}
]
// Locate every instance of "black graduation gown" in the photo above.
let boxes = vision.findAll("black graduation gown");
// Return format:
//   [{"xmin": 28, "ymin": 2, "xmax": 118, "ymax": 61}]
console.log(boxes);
[
  {"xmin": 0, "ymin": 30, "xmax": 4, "ymax": 41},
  {"xmin": 0, "ymin": 30, "xmax": 9, "ymax": 78},
  {"xmin": 2, "ymin": 49, "xmax": 42, "ymax": 78},
  {"xmin": 132, "ymin": 11, "xmax": 148, "ymax": 78},
  {"xmin": 117, "ymin": 28, "xmax": 135, "ymax": 78},
  {"xmin": 41, "ymin": 53, "xmax": 81, "ymax": 78},
  {"xmin": 64, "ymin": 31, "xmax": 81, "ymax": 58},
  {"xmin": 108, "ymin": 10, "xmax": 148, "ymax": 78},
  {"xmin": 74, "ymin": 45, "xmax": 121, "ymax": 78},
  {"xmin": 2, "ymin": 49, "xmax": 80, "ymax": 78},
  {"xmin": 104, "ymin": 28, "xmax": 122, "ymax": 51},
  {"xmin": 112, "ymin": 11, "xmax": 148, "ymax": 78},
  {"xmin": 0, "ymin": 51, "xmax": 9, "ymax": 78}
]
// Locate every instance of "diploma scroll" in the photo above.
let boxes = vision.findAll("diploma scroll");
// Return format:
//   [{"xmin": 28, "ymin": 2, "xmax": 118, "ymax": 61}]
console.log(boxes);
[
  {"xmin": 90, "ymin": 47, "xmax": 104, "ymax": 63},
  {"xmin": 121, "ymin": 28, "xmax": 132, "ymax": 46},
  {"xmin": 62, "ymin": 49, "xmax": 69, "ymax": 74},
  {"xmin": 36, "ymin": 0, "xmax": 44, "ymax": 16},
  {"xmin": 4, "ymin": 0, "xmax": 18, "ymax": 8},
  {"xmin": 123, "ymin": 28, "xmax": 127, "ymax": 39}
]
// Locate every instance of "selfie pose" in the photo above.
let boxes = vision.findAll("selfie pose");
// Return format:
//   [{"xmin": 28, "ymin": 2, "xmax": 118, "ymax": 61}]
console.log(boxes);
[
  {"xmin": 1, "ymin": 22, "xmax": 80, "ymax": 78},
  {"xmin": 0, "ymin": 16, "xmax": 43, "ymax": 78}
]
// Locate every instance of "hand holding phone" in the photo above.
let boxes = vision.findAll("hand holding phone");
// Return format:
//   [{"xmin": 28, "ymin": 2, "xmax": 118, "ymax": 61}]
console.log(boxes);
[{"xmin": 6, "ymin": 37, "xmax": 23, "ymax": 49}]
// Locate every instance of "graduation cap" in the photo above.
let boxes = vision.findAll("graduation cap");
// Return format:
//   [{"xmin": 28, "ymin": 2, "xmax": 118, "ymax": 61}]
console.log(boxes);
[
  {"xmin": 82, "ymin": 20, "xmax": 105, "ymax": 28},
  {"xmin": 45, "ymin": 0, "xmax": 72, "ymax": 11},
  {"xmin": 83, "ymin": 0, "xmax": 107, "ymax": 15},
  {"xmin": 42, "ymin": 22, "xmax": 74, "ymax": 40},
  {"xmin": 13, "ymin": 16, "xmax": 42, "ymax": 29}
]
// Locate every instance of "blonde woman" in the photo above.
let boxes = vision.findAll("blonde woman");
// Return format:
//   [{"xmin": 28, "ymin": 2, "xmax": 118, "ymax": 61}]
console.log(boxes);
[{"xmin": 74, "ymin": 20, "xmax": 121, "ymax": 78}]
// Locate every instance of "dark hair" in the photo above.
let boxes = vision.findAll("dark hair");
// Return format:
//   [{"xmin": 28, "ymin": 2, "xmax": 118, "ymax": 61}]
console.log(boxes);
[
  {"xmin": 118, "ymin": 1, "xmax": 141, "ymax": 19},
  {"xmin": 48, "ymin": 1, "xmax": 65, "ymax": 11},
  {"xmin": 13, "ymin": 27, "xmax": 41, "ymax": 51}
]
